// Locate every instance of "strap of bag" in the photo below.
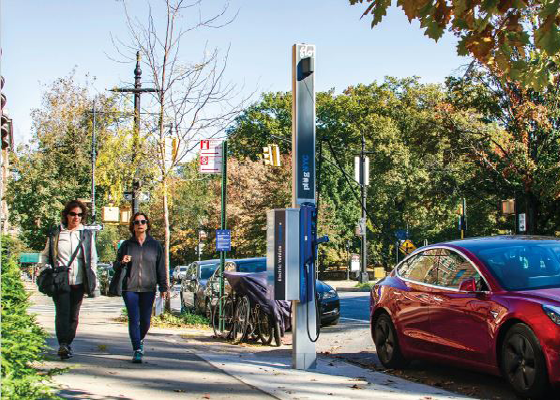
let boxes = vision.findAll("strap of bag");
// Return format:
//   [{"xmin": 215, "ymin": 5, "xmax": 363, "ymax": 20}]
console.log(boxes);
[{"xmin": 54, "ymin": 237, "xmax": 83, "ymax": 272}]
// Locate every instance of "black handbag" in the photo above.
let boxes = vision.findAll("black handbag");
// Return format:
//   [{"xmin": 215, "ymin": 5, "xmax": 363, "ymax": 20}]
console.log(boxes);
[
  {"xmin": 37, "ymin": 238, "xmax": 82, "ymax": 297},
  {"xmin": 108, "ymin": 243, "xmax": 128, "ymax": 297}
]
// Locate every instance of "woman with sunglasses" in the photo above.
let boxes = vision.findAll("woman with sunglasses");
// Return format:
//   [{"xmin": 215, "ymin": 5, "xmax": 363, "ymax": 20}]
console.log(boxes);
[
  {"xmin": 39, "ymin": 199, "xmax": 98, "ymax": 360},
  {"xmin": 114, "ymin": 212, "xmax": 168, "ymax": 363}
]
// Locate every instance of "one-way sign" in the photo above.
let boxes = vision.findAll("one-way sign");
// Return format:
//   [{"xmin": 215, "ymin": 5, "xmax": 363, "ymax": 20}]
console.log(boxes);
[{"xmin": 84, "ymin": 224, "xmax": 104, "ymax": 231}]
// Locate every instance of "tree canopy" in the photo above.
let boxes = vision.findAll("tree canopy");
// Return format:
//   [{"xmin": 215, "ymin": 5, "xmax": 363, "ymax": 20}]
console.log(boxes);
[{"xmin": 350, "ymin": 0, "xmax": 560, "ymax": 89}]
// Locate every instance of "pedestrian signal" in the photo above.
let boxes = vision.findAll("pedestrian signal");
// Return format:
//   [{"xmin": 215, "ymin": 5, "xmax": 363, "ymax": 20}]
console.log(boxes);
[{"xmin": 262, "ymin": 144, "xmax": 281, "ymax": 167}]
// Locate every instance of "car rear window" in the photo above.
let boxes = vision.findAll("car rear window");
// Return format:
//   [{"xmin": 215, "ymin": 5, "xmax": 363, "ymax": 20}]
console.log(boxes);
[
  {"xmin": 473, "ymin": 243, "xmax": 560, "ymax": 290},
  {"xmin": 200, "ymin": 264, "xmax": 218, "ymax": 279},
  {"xmin": 237, "ymin": 261, "xmax": 266, "ymax": 273}
]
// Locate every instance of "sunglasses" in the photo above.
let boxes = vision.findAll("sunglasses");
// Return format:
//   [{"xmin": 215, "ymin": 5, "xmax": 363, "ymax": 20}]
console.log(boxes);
[
  {"xmin": 69, "ymin": 212, "xmax": 83, "ymax": 217},
  {"xmin": 133, "ymin": 219, "xmax": 148, "ymax": 225}
]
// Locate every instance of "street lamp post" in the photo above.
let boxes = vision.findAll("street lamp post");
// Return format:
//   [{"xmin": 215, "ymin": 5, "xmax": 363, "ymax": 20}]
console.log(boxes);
[{"xmin": 110, "ymin": 51, "xmax": 159, "ymax": 213}]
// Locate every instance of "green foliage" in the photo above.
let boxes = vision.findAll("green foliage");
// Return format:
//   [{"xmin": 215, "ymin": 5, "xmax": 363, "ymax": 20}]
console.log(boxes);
[
  {"xmin": 350, "ymin": 0, "xmax": 560, "ymax": 89},
  {"xmin": 1, "ymin": 237, "xmax": 57, "ymax": 399},
  {"xmin": 6, "ymin": 72, "xmax": 137, "ymax": 251},
  {"xmin": 117, "ymin": 308, "xmax": 210, "ymax": 329}
]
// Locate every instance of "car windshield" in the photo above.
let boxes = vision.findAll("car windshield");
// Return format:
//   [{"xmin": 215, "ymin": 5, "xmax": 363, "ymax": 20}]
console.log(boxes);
[
  {"xmin": 200, "ymin": 264, "xmax": 218, "ymax": 279},
  {"xmin": 237, "ymin": 260, "xmax": 266, "ymax": 273},
  {"xmin": 471, "ymin": 242, "xmax": 560, "ymax": 291}
]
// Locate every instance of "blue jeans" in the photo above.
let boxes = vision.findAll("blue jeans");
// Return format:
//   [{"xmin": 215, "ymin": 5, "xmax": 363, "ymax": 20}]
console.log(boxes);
[{"xmin": 122, "ymin": 291, "xmax": 156, "ymax": 351}]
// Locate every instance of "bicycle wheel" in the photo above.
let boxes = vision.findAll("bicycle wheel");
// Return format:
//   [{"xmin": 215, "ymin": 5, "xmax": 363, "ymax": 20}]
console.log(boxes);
[
  {"xmin": 212, "ymin": 295, "xmax": 234, "ymax": 338},
  {"xmin": 232, "ymin": 295, "xmax": 250, "ymax": 342},
  {"xmin": 257, "ymin": 306, "xmax": 273, "ymax": 345}
]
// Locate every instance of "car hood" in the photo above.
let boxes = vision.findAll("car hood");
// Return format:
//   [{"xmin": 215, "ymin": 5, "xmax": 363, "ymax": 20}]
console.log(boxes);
[
  {"xmin": 315, "ymin": 280, "xmax": 334, "ymax": 293},
  {"xmin": 512, "ymin": 288, "xmax": 560, "ymax": 305}
]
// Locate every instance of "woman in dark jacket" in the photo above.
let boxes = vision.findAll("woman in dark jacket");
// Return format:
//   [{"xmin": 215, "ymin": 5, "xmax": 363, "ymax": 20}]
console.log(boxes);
[
  {"xmin": 39, "ymin": 199, "xmax": 98, "ymax": 360},
  {"xmin": 114, "ymin": 212, "xmax": 168, "ymax": 363}
]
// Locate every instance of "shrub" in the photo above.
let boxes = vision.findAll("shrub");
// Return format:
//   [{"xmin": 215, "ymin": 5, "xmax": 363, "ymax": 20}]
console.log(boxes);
[{"xmin": 1, "ymin": 236, "xmax": 56, "ymax": 399}]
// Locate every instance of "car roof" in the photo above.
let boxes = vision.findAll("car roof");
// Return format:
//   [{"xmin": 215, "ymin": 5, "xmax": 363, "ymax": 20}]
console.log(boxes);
[
  {"xmin": 443, "ymin": 235, "xmax": 560, "ymax": 252},
  {"xmin": 229, "ymin": 257, "xmax": 266, "ymax": 264}
]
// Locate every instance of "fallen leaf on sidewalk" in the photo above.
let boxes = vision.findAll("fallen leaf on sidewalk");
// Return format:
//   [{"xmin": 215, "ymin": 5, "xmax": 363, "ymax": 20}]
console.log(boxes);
[
  {"xmin": 173, "ymin": 389, "xmax": 185, "ymax": 393},
  {"xmin": 202, "ymin": 394, "xmax": 211, "ymax": 399},
  {"xmin": 328, "ymin": 362, "xmax": 334, "ymax": 366},
  {"xmin": 350, "ymin": 384, "xmax": 363, "ymax": 390}
]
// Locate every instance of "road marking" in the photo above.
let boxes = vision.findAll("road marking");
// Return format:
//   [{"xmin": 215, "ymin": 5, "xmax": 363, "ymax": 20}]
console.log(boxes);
[{"xmin": 340, "ymin": 317, "xmax": 369, "ymax": 323}]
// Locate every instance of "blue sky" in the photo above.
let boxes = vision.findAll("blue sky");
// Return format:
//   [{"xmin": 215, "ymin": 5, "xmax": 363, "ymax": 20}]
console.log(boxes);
[{"xmin": 2, "ymin": 0, "xmax": 468, "ymax": 146}]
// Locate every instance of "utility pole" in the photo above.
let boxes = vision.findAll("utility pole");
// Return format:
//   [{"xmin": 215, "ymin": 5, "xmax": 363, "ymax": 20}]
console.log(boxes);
[
  {"xmin": 91, "ymin": 101, "xmax": 97, "ymax": 222},
  {"xmin": 359, "ymin": 130, "xmax": 368, "ymax": 284},
  {"xmin": 110, "ymin": 51, "xmax": 158, "ymax": 214}
]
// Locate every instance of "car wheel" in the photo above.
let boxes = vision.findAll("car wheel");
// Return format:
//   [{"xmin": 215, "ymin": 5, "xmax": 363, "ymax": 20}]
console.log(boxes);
[
  {"xmin": 500, "ymin": 323, "xmax": 549, "ymax": 399},
  {"xmin": 374, "ymin": 313, "xmax": 408, "ymax": 369}
]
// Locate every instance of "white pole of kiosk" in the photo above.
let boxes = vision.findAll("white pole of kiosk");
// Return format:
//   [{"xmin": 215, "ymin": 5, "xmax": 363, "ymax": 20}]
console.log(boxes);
[{"xmin": 291, "ymin": 43, "xmax": 317, "ymax": 370}]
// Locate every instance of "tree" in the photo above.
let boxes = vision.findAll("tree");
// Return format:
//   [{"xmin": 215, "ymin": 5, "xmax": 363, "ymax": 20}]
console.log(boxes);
[
  {"xmin": 7, "ymin": 73, "xmax": 137, "ymax": 250},
  {"xmin": 114, "ymin": 0, "xmax": 249, "ymax": 309},
  {"xmin": 349, "ymin": 0, "xmax": 560, "ymax": 89},
  {"xmin": 441, "ymin": 65, "xmax": 560, "ymax": 234}
]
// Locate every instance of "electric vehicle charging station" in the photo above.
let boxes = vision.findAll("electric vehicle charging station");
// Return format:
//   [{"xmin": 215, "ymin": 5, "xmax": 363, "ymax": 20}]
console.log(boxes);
[{"xmin": 266, "ymin": 44, "xmax": 327, "ymax": 370}]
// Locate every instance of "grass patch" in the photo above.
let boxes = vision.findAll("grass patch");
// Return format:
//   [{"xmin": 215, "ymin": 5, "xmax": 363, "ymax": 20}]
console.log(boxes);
[
  {"xmin": 354, "ymin": 282, "xmax": 373, "ymax": 290},
  {"xmin": 116, "ymin": 308, "xmax": 211, "ymax": 329}
]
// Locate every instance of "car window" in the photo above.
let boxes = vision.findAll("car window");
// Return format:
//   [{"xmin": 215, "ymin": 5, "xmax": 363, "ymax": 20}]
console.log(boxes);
[
  {"xmin": 436, "ymin": 249, "xmax": 480, "ymax": 289},
  {"xmin": 398, "ymin": 250, "xmax": 438, "ymax": 285},
  {"xmin": 237, "ymin": 260, "xmax": 266, "ymax": 273},
  {"xmin": 200, "ymin": 264, "xmax": 218, "ymax": 279},
  {"xmin": 473, "ymin": 243, "xmax": 560, "ymax": 290}
]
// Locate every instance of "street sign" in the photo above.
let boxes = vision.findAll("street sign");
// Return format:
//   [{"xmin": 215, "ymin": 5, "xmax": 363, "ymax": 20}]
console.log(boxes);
[
  {"xmin": 124, "ymin": 192, "xmax": 149, "ymax": 202},
  {"xmin": 84, "ymin": 224, "xmax": 104, "ymax": 231},
  {"xmin": 519, "ymin": 213, "xmax": 526, "ymax": 232},
  {"xmin": 200, "ymin": 139, "xmax": 223, "ymax": 174},
  {"xmin": 399, "ymin": 239, "xmax": 416, "ymax": 255},
  {"xmin": 395, "ymin": 229, "xmax": 408, "ymax": 241},
  {"xmin": 350, "ymin": 254, "xmax": 360, "ymax": 271},
  {"xmin": 216, "ymin": 229, "xmax": 231, "ymax": 252}
]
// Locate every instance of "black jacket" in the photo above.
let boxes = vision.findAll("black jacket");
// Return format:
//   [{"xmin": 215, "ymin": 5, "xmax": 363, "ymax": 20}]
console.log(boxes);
[{"xmin": 114, "ymin": 234, "xmax": 168, "ymax": 293}]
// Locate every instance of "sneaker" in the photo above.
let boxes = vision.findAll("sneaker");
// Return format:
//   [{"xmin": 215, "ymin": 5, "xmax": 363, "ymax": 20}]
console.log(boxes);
[
  {"xmin": 139, "ymin": 340, "xmax": 144, "ymax": 354},
  {"xmin": 58, "ymin": 344, "xmax": 71, "ymax": 360},
  {"xmin": 131, "ymin": 350, "xmax": 143, "ymax": 364},
  {"xmin": 67, "ymin": 345, "xmax": 73, "ymax": 357}
]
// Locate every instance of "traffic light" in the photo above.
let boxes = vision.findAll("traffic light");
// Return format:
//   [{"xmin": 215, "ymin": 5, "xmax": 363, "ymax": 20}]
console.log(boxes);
[
  {"xmin": 262, "ymin": 144, "xmax": 281, "ymax": 167},
  {"xmin": 1, "ymin": 76, "xmax": 13, "ymax": 150}
]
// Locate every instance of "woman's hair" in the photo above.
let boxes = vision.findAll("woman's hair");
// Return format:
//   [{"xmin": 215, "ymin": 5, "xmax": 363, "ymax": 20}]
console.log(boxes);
[
  {"xmin": 61, "ymin": 199, "xmax": 88, "ymax": 225},
  {"xmin": 129, "ymin": 212, "xmax": 151, "ymax": 234}
]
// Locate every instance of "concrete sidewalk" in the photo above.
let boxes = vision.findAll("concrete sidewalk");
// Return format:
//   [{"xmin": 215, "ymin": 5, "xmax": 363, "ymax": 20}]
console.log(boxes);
[{"xmin": 30, "ymin": 287, "xmax": 473, "ymax": 400}]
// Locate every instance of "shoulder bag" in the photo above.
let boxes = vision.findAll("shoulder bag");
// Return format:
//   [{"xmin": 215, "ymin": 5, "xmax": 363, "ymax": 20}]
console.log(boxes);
[
  {"xmin": 37, "ymin": 237, "xmax": 82, "ymax": 297},
  {"xmin": 108, "ymin": 243, "xmax": 128, "ymax": 297}
]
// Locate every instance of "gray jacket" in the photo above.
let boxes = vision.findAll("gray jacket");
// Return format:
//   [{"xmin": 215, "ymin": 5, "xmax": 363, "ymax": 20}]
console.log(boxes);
[{"xmin": 115, "ymin": 235, "xmax": 168, "ymax": 293}]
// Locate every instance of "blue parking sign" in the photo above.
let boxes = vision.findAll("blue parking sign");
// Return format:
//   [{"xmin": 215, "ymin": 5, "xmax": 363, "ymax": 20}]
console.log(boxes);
[{"xmin": 216, "ymin": 229, "xmax": 231, "ymax": 252}]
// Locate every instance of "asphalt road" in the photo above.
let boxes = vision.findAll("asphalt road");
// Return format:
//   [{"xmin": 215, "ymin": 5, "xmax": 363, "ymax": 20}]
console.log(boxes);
[{"xmin": 320, "ymin": 292, "xmax": 524, "ymax": 400}]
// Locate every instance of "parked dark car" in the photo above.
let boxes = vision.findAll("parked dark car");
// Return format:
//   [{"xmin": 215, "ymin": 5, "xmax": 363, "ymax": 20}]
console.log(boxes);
[
  {"xmin": 180, "ymin": 260, "xmax": 220, "ymax": 314},
  {"xmin": 370, "ymin": 236, "xmax": 560, "ymax": 399},
  {"xmin": 204, "ymin": 257, "xmax": 340, "ymax": 326}
]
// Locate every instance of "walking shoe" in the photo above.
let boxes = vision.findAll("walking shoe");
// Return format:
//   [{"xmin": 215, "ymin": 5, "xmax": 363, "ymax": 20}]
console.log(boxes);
[
  {"xmin": 58, "ymin": 344, "xmax": 71, "ymax": 360},
  {"xmin": 131, "ymin": 350, "xmax": 143, "ymax": 364},
  {"xmin": 67, "ymin": 345, "xmax": 74, "ymax": 357},
  {"xmin": 139, "ymin": 340, "xmax": 144, "ymax": 354}
]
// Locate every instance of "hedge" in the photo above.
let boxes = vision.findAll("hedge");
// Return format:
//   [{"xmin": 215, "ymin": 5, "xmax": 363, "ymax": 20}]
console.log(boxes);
[{"xmin": 1, "ymin": 236, "xmax": 57, "ymax": 399}]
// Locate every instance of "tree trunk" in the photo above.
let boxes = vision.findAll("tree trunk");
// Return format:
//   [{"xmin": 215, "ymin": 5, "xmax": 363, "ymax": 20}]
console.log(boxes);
[
  {"xmin": 526, "ymin": 191, "xmax": 539, "ymax": 235},
  {"xmin": 163, "ymin": 176, "xmax": 171, "ymax": 312}
]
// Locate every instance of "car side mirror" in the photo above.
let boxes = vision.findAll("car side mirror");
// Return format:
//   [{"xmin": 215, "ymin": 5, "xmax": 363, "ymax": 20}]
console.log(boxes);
[{"xmin": 459, "ymin": 277, "xmax": 477, "ymax": 292}]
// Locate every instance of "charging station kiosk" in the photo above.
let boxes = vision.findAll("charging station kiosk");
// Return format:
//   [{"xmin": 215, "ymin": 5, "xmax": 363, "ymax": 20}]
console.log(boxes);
[{"xmin": 265, "ymin": 43, "xmax": 327, "ymax": 370}]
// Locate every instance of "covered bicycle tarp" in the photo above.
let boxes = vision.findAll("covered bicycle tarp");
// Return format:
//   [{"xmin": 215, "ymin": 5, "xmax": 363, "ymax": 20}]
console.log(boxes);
[{"xmin": 224, "ymin": 271, "xmax": 291, "ymax": 334}]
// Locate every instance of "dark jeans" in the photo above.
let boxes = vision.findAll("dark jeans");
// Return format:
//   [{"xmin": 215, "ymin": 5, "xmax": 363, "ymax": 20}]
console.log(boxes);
[
  {"xmin": 122, "ymin": 291, "xmax": 156, "ymax": 351},
  {"xmin": 52, "ymin": 284, "xmax": 85, "ymax": 346}
]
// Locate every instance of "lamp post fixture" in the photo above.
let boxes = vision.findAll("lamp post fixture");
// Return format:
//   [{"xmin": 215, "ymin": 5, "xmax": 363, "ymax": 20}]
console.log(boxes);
[{"xmin": 110, "ymin": 51, "xmax": 159, "ymax": 213}]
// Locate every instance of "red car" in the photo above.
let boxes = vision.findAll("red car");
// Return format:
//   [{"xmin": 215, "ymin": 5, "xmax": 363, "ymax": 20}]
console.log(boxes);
[{"xmin": 370, "ymin": 236, "xmax": 560, "ymax": 399}]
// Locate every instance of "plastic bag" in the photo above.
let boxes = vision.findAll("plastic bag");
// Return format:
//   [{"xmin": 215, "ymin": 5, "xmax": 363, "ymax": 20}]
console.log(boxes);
[{"xmin": 154, "ymin": 293, "xmax": 163, "ymax": 316}]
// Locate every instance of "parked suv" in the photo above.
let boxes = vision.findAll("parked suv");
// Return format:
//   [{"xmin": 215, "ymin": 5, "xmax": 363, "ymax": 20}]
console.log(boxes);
[{"xmin": 180, "ymin": 260, "xmax": 221, "ymax": 314}]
